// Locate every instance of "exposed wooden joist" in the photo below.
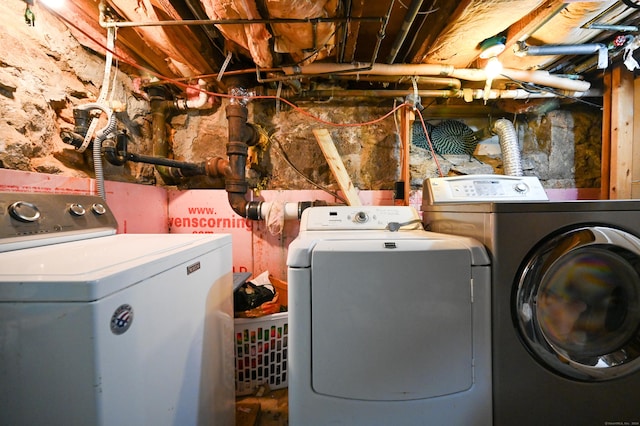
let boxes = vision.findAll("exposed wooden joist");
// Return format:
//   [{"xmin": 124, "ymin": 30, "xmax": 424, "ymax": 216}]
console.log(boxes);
[
  {"xmin": 107, "ymin": 0, "xmax": 216, "ymax": 76},
  {"xmin": 504, "ymin": 0, "xmax": 567, "ymax": 46},
  {"xmin": 339, "ymin": 0, "xmax": 364, "ymax": 62},
  {"xmin": 409, "ymin": 0, "xmax": 471, "ymax": 64}
]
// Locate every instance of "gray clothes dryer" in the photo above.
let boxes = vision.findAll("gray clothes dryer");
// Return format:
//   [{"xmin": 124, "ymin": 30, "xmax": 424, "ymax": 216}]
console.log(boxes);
[{"xmin": 422, "ymin": 198, "xmax": 640, "ymax": 426}]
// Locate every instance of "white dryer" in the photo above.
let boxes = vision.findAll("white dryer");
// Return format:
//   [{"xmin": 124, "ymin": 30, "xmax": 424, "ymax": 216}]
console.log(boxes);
[{"xmin": 286, "ymin": 206, "xmax": 492, "ymax": 426}]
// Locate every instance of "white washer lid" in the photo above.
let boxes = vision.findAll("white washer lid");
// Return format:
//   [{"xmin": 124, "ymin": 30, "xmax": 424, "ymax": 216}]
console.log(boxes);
[{"xmin": 0, "ymin": 234, "xmax": 231, "ymax": 302}]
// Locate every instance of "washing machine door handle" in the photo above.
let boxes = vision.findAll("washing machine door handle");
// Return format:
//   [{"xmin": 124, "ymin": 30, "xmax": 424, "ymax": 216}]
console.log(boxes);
[{"xmin": 515, "ymin": 226, "xmax": 640, "ymax": 382}]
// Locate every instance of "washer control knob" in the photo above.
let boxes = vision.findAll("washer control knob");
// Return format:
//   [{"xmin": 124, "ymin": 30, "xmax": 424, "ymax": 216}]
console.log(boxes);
[
  {"xmin": 514, "ymin": 182, "xmax": 529, "ymax": 193},
  {"xmin": 8, "ymin": 201, "xmax": 41, "ymax": 223},
  {"xmin": 69, "ymin": 203, "xmax": 86, "ymax": 216},
  {"xmin": 91, "ymin": 203, "xmax": 107, "ymax": 215},
  {"xmin": 354, "ymin": 211, "xmax": 368, "ymax": 223}
]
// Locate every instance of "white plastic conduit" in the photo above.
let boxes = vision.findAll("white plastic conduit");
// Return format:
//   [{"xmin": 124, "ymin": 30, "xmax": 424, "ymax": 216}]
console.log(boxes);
[
  {"xmin": 79, "ymin": 26, "xmax": 116, "ymax": 153},
  {"xmin": 174, "ymin": 79, "xmax": 209, "ymax": 110},
  {"xmin": 282, "ymin": 63, "xmax": 591, "ymax": 92}
]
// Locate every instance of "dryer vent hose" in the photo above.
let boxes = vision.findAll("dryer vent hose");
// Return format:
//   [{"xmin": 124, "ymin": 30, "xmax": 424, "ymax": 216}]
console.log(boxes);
[{"xmin": 492, "ymin": 118, "xmax": 523, "ymax": 176}]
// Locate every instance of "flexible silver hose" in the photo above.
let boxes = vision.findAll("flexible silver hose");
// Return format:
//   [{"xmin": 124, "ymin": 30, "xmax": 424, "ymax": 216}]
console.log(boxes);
[{"xmin": 492, "ymin": 118, "xmax": 523, "ymax": 176}]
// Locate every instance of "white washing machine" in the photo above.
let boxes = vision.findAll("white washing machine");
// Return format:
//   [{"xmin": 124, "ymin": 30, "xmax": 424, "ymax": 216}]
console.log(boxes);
[
  {"xmin": 0, "ymin": 192, "xmax": 235, "ymax": 426},
  {"xmin": 422, "ymin": 175, "xmax": 640, "ymax": 426},
  {"xmin": 286, "ymin": 205, "xmax": 492, "ymax": 425}
]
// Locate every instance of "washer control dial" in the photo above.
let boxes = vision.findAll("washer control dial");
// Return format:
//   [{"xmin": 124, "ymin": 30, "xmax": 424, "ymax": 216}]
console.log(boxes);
[
  {"xmin": 69, "ymin": 203, "xmax": 86, "ymax": 216},
  {"xmin": 92, "ymin": 203, "xmax": 107, "ymax": 215},
  {"xmin": 354, "ymin": 211, "xmax": 369, "ymax": 223},
  {"xmin": 8, "ymin": 201, "xmax": 41, "ymax": 223},
  {"xmin": 514, "ymin": 182, "xmax": 529, "ymax": 193}
]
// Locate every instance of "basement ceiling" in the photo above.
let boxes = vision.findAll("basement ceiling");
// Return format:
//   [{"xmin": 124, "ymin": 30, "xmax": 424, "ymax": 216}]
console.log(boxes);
[{"xmin": 42, "ymin": 0, "xmax": 640, "ymax": 106}]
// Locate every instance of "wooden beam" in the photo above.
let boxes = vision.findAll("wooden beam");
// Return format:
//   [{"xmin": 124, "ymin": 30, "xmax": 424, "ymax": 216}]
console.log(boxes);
[
  {"xmin": 505, "ymin": 0, "xmax": 566, "ymax": 45},
  {"xmin": 313, "ymin": 129, "xmax": 362, "ymax": 206},
  {"xmin": 609, "ymin": 65, "xmax": 634, "ymax": 199},
  {"xmin": 632, "ymin": 76, "xmax": 640, "ymax": 199},
  {"xmin": 600, "ymin": 70, "xmax": 612, "ymax": 200},
  {"xmin": 409, "ymin": 0, "xmax": 472, "ymax": 64},
  {"xmin": 339, "ymin": 0, "xmax": 364, "ymax": 63},
  {"xmin": 399, "ymin": 106, "xmax": 412, "ymax": 206}
]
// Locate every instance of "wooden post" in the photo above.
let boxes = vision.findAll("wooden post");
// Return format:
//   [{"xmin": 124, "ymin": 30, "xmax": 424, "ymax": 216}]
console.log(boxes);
[
  {"xmin": 633, "ymin": 76, "xmax": 640, "ymax": 199},
  {"xmin": 600, "ymin": 71, "xmax": 611, "ymax": 200},
  {"xmin": 399, "ymin": 105, "xmax": 413, "ymax": 206},
  {"xmin": 313, "ymin": 128, "xmax": 362, "ymax": 206},
  {"xmin": 608, "ymin": 65, "xmax": 635, "ymax": 199}
]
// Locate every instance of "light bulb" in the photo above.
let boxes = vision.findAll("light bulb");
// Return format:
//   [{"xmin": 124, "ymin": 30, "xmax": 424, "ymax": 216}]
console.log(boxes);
[
  {"xmin": 484, "ymin": 57, "xmax": 503, "ymax": 80},
  {"xmin": 40, "ymin": 0, "xmax": 66, "ymax": 10}
]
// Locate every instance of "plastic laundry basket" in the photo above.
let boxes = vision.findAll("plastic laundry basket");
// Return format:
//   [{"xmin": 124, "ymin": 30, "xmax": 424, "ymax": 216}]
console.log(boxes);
[{"xmin": 234, "ymin": 312, "xmax": 288, "ymax": 396}]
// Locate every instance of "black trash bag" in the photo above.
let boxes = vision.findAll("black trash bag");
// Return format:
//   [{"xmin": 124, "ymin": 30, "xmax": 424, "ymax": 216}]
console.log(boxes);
[{"xmin": 234, "ymin": 282, "xmax": 275, "ymax": 312}]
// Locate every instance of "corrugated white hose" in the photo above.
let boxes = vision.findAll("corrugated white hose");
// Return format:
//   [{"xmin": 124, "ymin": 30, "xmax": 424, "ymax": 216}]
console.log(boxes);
[
  {"xmin": 77, "ymin": 103, "xmax": 115, "ymax": 200},
  {"xmin": 492, "ymin": 118, "xmax": 523, "ymax": 176}
]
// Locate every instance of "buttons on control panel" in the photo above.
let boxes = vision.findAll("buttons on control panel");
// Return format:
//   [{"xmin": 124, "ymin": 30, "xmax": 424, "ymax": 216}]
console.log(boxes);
[
  {"xmin": 425, "ymin": 175, "xmax": 549, "ymax": 203},
  {"xmin": 1, "ymin": 193, "xmax": 118, "ymax": 251},
  {"xmin": 92, "ymin": 203, "xmax": 107, "ymax": 215},
  {"xmin": 514, "ymin": 182, "xmax": 529, "ymax": 193},
  {"xmin": 69, "ymin": 203, "xmax": 86, "ymax": 216},
  {"xmin": 354, "ymin": 211, "xmax": 369, "ymax": 223},
  {"xmin": 68, "ymin": 203, "xmax": 107, "ymax": 217}
]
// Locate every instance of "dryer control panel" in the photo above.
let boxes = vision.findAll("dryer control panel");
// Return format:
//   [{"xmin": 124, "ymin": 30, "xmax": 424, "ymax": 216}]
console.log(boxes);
[
  {"xmin": 424, "ymin": 174, "xmax": 549, "ymax": 204},
  {"xmin": 300, "ymin": 206, "xmax": 422, "ymax": 231}
]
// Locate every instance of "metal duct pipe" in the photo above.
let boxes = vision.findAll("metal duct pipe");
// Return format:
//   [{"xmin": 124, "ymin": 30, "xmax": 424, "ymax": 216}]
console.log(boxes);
[
  {"xmin": 492, "ymin": 119, "xmax": 523, "ymax": 177},
  {"xmin": 514, "ymin": 41, "xmax": 609, "ymax": 69}
]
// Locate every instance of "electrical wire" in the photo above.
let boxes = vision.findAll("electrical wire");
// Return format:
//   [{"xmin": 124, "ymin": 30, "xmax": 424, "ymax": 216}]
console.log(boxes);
[
  {"xmin": 271, "ymin": 135, "xmax": 348, "ymax": 203},
  {"xmin": 414, "ymin": 108, "xmax": 445, "ymax": 177},
  {"xmin": 43, "ymin": 5, "xmax": 405, "ymax": 129},
  {"xmin": 44, "ymin": 5, "xmax": 533, "ymax": 183},
  {"xmin": 499, "ymin": 74, "xmax": 603, "ymax": 110}
]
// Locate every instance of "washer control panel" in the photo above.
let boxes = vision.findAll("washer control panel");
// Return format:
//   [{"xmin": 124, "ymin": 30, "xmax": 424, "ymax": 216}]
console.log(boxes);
[
  {"xmin": 423, "ymin": 174, "xmax": 549, "ymax": 204},
  {"xmin": 0, "ymin": 192, "xmax": 118, "ymax": 252},
  {"xmin": 300, "ymin": 205, "xmax": 422, "ymax": 231}
]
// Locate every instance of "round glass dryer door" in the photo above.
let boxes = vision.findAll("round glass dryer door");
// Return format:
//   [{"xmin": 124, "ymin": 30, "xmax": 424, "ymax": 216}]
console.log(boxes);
[{"xmin": 515, "ymin": 226, "xmax": 640, "ymax": 381}]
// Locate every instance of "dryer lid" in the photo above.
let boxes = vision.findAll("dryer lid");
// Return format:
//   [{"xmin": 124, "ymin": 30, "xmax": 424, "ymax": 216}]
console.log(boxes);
[{"xmin": 287, "ymin": 231, "xmax": 489, "ymax": 268}]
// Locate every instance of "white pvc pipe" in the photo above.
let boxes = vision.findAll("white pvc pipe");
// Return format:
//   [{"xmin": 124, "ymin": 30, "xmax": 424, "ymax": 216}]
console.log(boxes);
[
  {"xmin": 259, "ymin": 201, "xmax": 302, "ymax": 221},
  {"xmin": 282, "ymin": 63, "xmax": 591, "ymax": 92},
  {"xmin": 174, "ymin": 79, "xmax": 209, "ymax": 110}
]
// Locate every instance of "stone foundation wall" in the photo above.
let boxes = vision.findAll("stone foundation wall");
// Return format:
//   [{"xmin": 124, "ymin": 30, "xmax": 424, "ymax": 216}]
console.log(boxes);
[{"xmin": 0, "ymin": 0, "xmax": 602, "ymax": 193}]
